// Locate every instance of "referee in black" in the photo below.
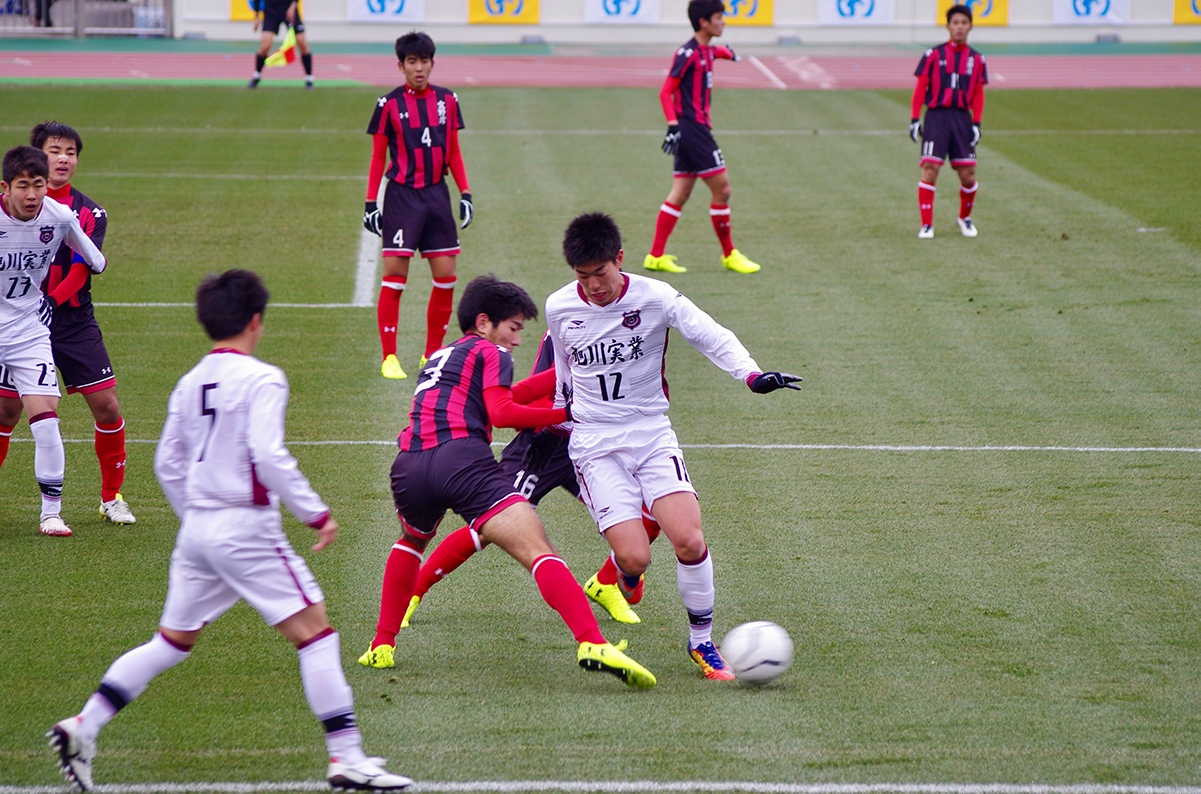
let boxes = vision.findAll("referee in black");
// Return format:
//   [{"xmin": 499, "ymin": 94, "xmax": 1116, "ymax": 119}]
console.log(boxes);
[{"xmin": 248, "ymin": 0, "xmax": 314, "ymax": 89}]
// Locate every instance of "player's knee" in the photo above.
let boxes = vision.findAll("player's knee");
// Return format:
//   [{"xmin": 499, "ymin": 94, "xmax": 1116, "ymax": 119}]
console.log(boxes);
[
  {"xmin": 671, "ymin": 533, "xmax": 707, "ymax": 563},
  {"xmin": 714, "ymin": 184, "xmax": 732, "ymax": 204},
  {"xmin": 88, "ymin": 393, "xmax": 121, "ymax": 424},
  {"xmin": 0, "ymin": 399, "xmax": 22, "ymax": 426},
  {"xmin": 614, "ymin": 548, "xmax": 651, "ymax": 577}
]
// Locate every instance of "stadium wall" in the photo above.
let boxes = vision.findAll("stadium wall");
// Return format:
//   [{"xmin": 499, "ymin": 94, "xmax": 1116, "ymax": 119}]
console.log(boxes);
[{"xmin": 179, "ymin": 0, "xmax": 1199, "ymax": 46}]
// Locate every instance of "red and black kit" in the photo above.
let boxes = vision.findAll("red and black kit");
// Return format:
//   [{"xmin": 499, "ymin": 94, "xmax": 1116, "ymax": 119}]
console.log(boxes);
[{"xmin": 912, "ymin": 41, "xmax": 988, "ymax": 166}]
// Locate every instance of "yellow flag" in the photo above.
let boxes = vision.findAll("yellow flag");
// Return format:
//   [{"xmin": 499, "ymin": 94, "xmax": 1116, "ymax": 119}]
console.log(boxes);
[{"xmin": 266, "ymin": 26, "xmax": 298, "ymax": 68}]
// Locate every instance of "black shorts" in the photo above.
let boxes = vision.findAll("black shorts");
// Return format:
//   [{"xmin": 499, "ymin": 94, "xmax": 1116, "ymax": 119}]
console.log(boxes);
[
  {"xmin": 498, "ymin": 429, "xmax": 579, "ymax": 505},
  {"xmin": 920, "ymin": 107, "xmax": 976, "ymax": 167},
  {"xmin": 262, "ymin": 4, "xmax": 304, "ymax": 35},
  {"xmin": 673, "ymin": 119, "xmax": 726, "ymax": 178},
  {"xmin": 0, "ymin": 308, "xmax": 114, "ymax": 399},
  {"xmin": 390, "ymin": 437, "xmax": 525, "ymax": 537},
  {"xmin": 382, "ymin": 180, "xmax": 460, "ymax": 259}
]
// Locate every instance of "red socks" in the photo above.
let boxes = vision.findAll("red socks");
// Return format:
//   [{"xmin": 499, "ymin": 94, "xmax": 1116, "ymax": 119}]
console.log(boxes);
[
  {"xmin": 414, "ymin": 525, "xmax": 480, "ymax": 599},
  {"xmin": 959, "ymin": 182, "xmax": 977, "ymax": 219},
  {"xmin": 650, "ymin": 202, "xmax": 682, "ymax": 257},
  {"xmin": 372, "ymin": 538, "xmax": 423, "ymax": 648},
  {"xmin": 919, "ymin": 182, "xmax": 935, "ymax": 227},
  {"xmin": 425, "ymin": 276, "xmax": 456, "ymax": 358},
  {"xmin": 532, "ymin": 555, "xmax": 605, "ymax": 645},
  {"xmin": 709, "ymin": 204, "xmax": 734, "ymax": 256},
  {"xmin": 95, "ymin": 419, "xmax": 126, "ymax": 502},
  {"xmin": 376, "ymin": 275, "xmax": 406, "ymax": 358},
  {"xmin": 0, "ymin": 423, "xmax": 12, "ymax": 469}
]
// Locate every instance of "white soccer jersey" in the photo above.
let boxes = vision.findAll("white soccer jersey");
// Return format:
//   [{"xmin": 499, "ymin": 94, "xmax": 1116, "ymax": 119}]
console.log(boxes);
[
  {"xmin": 545, "ymin": 272, "xmax": 760, "ymax": 426},
  {"xmin": 154, "ymin": 349, "xmax": 329, "ymax": 527},
  {"xmin": 0, "ymin": 195, "xmax": 105, "ymax": 343}
]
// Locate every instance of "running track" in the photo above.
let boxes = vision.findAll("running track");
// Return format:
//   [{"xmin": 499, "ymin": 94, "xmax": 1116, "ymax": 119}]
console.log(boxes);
[{"xmin": 2, "ymin": 50, "xmax": 1201, "ymax": 88}]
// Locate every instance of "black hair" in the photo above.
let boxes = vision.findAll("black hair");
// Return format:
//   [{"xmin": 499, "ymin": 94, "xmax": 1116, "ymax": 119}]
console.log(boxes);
[
  {"xmin": 2, "ymin": 146, "xmax": 49, "ymax": 184},
  {"xmin": 456, "ymin": 274, "xmax": 538, "ymax": 333},
  {"xmin": 196, "ymin": 269, "xmax": 269, "ymax": 341},
  {"xmin": 30, "ymin": 121, "xmax": 83, "ymax": 156},
  {"xmin": 688, "ymin": 0, "xmax": 725, "ymax": 31},
  {"xmin": 562, "ymin": 212, "xmax": 623, "ymax": 268},
  {"xmin": 947, "ymin": 4, "xmax": 972, "ymax": 23},
  {"xmin": 395, "ymin": 30, "xmax": 436, "ymax": 62}
]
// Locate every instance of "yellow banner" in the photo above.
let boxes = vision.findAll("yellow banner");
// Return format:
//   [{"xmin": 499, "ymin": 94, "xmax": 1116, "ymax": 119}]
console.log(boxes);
[
  {"xmin": 231, "ymin": 0, "xmax": 304, "ymax": 23},
  {"xmin": 938, "ymin": 0, "xmax": 1008, "ymax": 26},
  {"xmin": 468, "ymin": 0, "xmax": 539, "ymax": 24},
  {"xmin": 1175, "ymin": 0, "xmax": 1201, "ymax": 23},
  {"xmin": 724, "ymin": 0, "xmax": 772, "ymax": 26}
]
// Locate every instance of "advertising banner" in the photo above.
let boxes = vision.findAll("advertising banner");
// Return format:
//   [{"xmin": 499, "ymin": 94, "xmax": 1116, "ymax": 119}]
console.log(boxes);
[
  {"xmin": 1052, "ymin": 0, "xmax": 1129, "ymax": 25},
  {"xmin": 347, "ymin": 0, "xmax": 423, "ymax": 23},
  {"xmin": 468, "ymin": 0, "xmax": 539, "ymax": 24},
  {"xmin": 1174, "ymin": 0, "xmax": 1201, "ymax": 24},
  {"xmin": 937, "ymin": 0, "xmax": 1007, "ymax": 26},
  {"xmin": 583, "ymin": 0, "xmax": 660, "ymax": 25},
  {"xmin": 817, "ymin": 0, "xmax": 895, "ymax": 26},
  {"xmin": 724, "ymin": 0, "xmax": 773, "ymax": 26}
]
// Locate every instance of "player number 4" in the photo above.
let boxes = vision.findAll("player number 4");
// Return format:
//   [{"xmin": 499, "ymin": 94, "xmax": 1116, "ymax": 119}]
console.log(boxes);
[{"xmin": 421, "ymin": 127, "xmax": 432, "ymax": 147}]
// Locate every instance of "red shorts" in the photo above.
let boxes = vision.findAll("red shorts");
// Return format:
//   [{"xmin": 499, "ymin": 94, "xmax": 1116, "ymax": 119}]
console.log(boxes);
[
  {"xmin": 381, "ymin": 180, "xmax": 461, "ymax": 259},
  {"xmin": 390, "ymin": 437, "xmax": 525, "ymax": 537}
]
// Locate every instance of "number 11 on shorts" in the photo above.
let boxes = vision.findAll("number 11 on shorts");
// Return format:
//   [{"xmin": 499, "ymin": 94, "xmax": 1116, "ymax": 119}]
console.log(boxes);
[{"xmin": 671, "ymin": 455, "xmax": 690, "ymax": 483}]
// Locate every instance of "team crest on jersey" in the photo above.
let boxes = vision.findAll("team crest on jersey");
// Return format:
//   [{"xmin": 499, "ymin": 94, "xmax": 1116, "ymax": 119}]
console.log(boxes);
[
  {"xmin": 39, "ymin": 226, "xmax": 54, "ymax": 243},
  {"xmin": 621, "ymin": 310, "xmax": 642, "ymax": 329}
]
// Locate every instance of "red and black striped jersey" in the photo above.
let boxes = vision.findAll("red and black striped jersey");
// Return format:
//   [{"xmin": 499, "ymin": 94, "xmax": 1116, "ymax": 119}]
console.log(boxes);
[
  {"xmin": 400, "ymin": 333, "xmax": 515, "ymax": 452},
  {"xmin": 913, "ymin": 41, "xmax": 988, "ymax": 113},
  {"xmin": 366, "ymin": 84, "xmax": 465, "ymax": 190},
  {"xmin": 42, "ymin": 183, "xmax": 106, "ymax": 309},
  {"xmin": 666, "ymin": 38, "xmax": 735, "ymax": 129}
]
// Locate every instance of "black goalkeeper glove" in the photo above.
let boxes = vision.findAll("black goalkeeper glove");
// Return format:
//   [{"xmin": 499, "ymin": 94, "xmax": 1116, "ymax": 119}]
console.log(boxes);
[
  {"xmin": 521, "ymin": 428, "xmax": 568, "ymax": 473},
  {"xmin": 749, "ymin": 372, "xmax": 803, "ymax": 394},
  {"xmin": 970, "ymin": 122, "xmax": 981, "ymax": 147},
  {"xmin": 662, "ymin": 124, "xmax": 680, "ymax": 155},
  {"xmin": 459, "ymin": 192, "xmax": 474, "ymax": 230},
  {"xmin": 909, "ymin": 119, "xmax": 922, "ymax": 143},
  {"xmin": 363, "ymin": 201, "xmax": 382, "ymax": 236},
  {"xmin": 38, "ymin": 295, "xmax": 56, "ymax": 327}
]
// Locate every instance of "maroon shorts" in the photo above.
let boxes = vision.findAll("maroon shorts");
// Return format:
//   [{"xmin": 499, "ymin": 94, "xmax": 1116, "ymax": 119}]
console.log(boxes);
[
  {"xmin": 390, "ymin": 437, "xmax": 526, "ymax": 537},
  {"xmin": 0, "ymin": 309, "xmax": 114, "ymax": 399},
  {"xmin": 381, "ymin": 180, "xmax": 461, "ymax": 259},
  {"xmin": 920, "ymin": 107, "xmax": 977, "ymax": 168},
  {"xmin": 673, "ymin": 119, "xmax": 727, "ymax": 179}
]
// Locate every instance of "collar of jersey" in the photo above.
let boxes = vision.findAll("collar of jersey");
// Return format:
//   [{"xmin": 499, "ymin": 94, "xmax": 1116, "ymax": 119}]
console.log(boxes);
[
  {"xmin": 47, "ymin": 184, "xmax": 72, "ymax": 202},
  {"xmin": 210, "ymin": 347, "xmax": 248, "ymax": 355},
  {"xmin": 404, "ymin": 84, "xmax": 431, "ymax": 97}
]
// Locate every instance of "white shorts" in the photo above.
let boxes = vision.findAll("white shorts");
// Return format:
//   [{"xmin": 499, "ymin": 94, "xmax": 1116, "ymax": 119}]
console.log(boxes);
[
  {"xmin": 0, "ymin": 331, "xmax": 60, "ymax": 398},
  {"xmin": 160, "ymin": 506, "xmax": 324, "ymax": 631},
  {"xmin": 569, "ymin": 415, "xmax": 697, "ymax": 532}
]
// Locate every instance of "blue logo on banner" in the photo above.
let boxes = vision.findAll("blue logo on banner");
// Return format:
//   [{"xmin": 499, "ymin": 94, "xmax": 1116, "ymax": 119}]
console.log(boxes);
[
  {"xmin": 836, "ymin": 0, "xmax": 875, "ymax": 17},
  {"xmin": 1072, "ymin": 0, "xmax": 1110, "ymax": 16},
  {"xmin": 485, "ymin": 0, "xmax": 524, "ymax": 15},
  {"xmin": 727, "ymin": 0, "xmax": 759, "ymax": 18},
  {"xmin": 603, "ymin": 0, "xmax": 641, "ymax": 15},
  {"xmin": 966, "ymin": 0, "xmax": 992, "ymax": 18},
  {"xmin": 365, "ymin": 0, "xmax": 405, "ymax": 13}
]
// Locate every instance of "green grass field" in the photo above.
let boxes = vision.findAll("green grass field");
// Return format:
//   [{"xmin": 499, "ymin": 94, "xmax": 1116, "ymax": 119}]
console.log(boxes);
[{"xmin": 0, "ymin": 84, "xmax": 1199, "ymax": 790}]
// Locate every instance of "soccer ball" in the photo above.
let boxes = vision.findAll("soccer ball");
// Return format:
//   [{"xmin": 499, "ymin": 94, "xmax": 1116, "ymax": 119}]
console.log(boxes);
[{"xmin": 720, "ymin": 621, "xmax": 794, "ymax": 685}]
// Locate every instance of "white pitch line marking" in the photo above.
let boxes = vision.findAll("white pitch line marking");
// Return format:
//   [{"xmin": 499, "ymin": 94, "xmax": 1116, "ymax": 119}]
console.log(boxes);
[
  {"xmin": 748, "ymin": 55, "xmax": 788, "ymax": 90},
  {"xmin": 3, "ymin": 782, "xmax": 1201, "ymax": 794},
  {"xmin": 14, "ymin": 439, "xmax": 1201, "ymax": 454}
]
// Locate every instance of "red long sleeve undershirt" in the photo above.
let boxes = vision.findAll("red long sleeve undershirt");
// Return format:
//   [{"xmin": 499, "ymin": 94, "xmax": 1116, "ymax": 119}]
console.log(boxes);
[
  {"xmin": 483, "ymin": 385, "xmax": 567, "ymax": 430},
  {"xmin": 910, "ymin": 74, "xmax": 986, "ymax": 124},
  {"xmin": 365, "ymin": 126, "xmax": 469, "ymax": 202},
  {"xmin": 510, "ymin": 367, "xmax": 556, "ymax": 406},
  {"xmin": 659, "ymin": 75, "xmax": 681, "ymax": 124}
]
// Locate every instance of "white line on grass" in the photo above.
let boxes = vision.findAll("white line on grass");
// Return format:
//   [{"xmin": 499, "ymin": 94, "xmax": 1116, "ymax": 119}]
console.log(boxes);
[
  {"xmin": 3, "ymin": 782, "xmax": 1201, "ymax": 794},
  {"xmin": 14, "ymin": 439, "xmax": 1201, "ymax": 454},
  {"xmin": 748, "ymin": 56, "xmax": 789, "ymax": 90}
]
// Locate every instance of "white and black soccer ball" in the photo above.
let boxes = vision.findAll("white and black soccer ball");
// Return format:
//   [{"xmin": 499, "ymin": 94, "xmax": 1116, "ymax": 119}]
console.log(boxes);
[{"xmin": 720, "ymin": 621, "xmax": 794, "ymax": 685}]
